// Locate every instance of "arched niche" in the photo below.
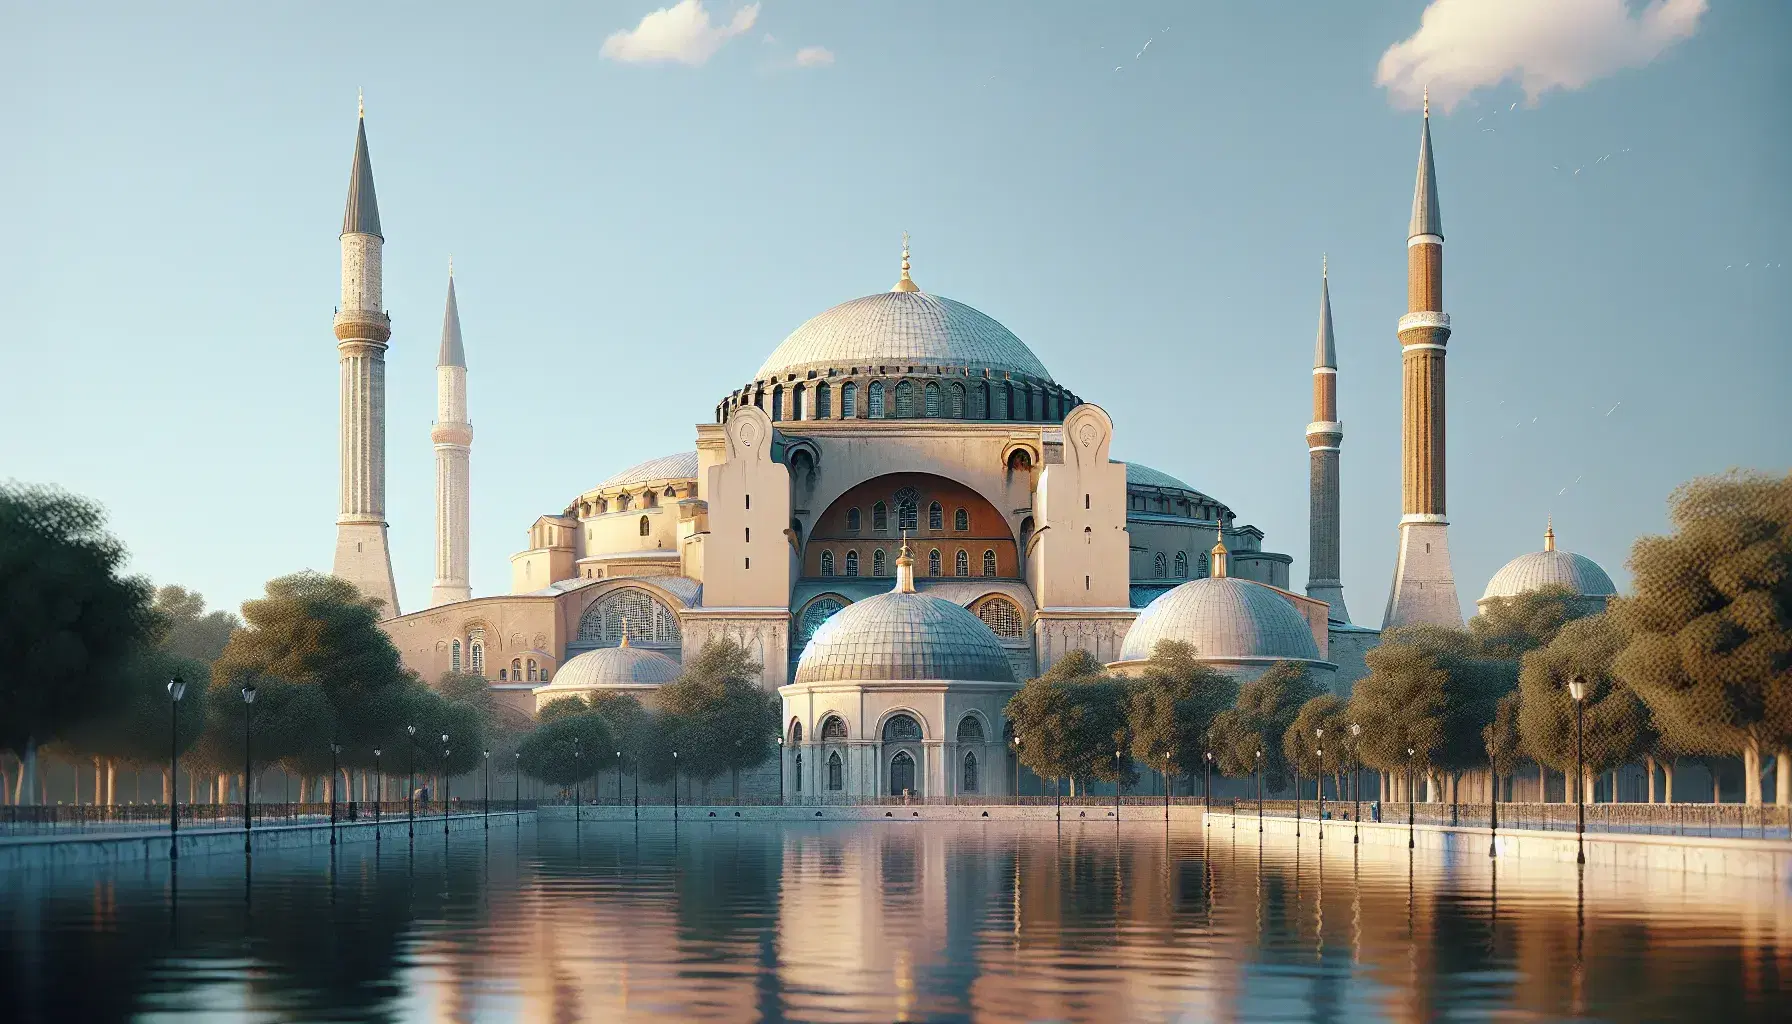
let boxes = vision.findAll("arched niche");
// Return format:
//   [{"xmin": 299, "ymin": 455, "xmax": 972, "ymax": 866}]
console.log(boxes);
[{"xmin": 803, "ymin": 472, "xmax": 1019, "ymax": 580}]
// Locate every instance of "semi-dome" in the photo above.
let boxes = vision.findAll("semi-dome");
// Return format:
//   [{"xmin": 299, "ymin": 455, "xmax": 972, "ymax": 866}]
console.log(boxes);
[
  {"xmin": 598, "ymin": 452, "xmax": 699, "ymax": 490},
  {"xmin": 1479, "ymin": 523, "xmax": 1616, "ymax": 610},
  {"xmin": 1119, "ymin": 577, "xmax": 1320, "ymax": 663},
  {"xmin": 547, "ymin": 643, "xmax": 681, "ymax": 690},
  {"xmin": 756, "ymin": 290, "xmax": 1053, "ymax": 383},
  {"xmin": 795, "ymin": 589, "xmax": 1016, "ymax": 685}
]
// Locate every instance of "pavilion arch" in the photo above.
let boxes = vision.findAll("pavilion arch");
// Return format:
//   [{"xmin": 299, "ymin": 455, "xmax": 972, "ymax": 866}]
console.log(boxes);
[
  {"xmin": 803, "ymin": 472, "xmax": 1019, "ymax": 579},
  {"xmin": 955, "ymin": 709, "xmax": 993, "ymax": 744},
  {"xmin": 874, "ymin": 707, "xmax": 931, "ymax": 742},
  {"xmin": 818, "ymin": 714, "xmax": 850, "ymax": 741},
  {"xmin": 788, "ymin": 717, "xmax": 803, "ymax": 744},
  {"xmin": 567, "ymin": 578, "xmax": 693, "ymax": 654}
]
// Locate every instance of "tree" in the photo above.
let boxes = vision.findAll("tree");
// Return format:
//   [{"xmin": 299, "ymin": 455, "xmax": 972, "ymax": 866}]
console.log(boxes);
[
  {"xmin": 1005, "ymin": 651, "xmax": 1132, "ymax": 794},
  {"xmin": 1614, "ymin": 471, "xmax": 1792, "ymax": 806},
  {"xmin": 589, "ymin": 691, "xmax": 653, "ymax": 775},
  {"xmin": 57, "ymin": 648, "xmax": 211, "ymax": 801},
  {"xmin": 151, "ymin": 585, "xmax": 240, "ymax": 665},
  {"xmin": 1482, "ymin": 692, "xmax": 1523, "ymax": 801},
  {"xmin": 1283, "ymin": 693, "xmax": 1349, "ymax": 793},
  {"xmin": 537, "ymin": 696, "xmax": 589, "ymax": 723},
  {"xmin": 0, "ymin": 483, "xmax": 157, "ymax": 803},
  {"xmin": 1519, "ymin": 613, "xmax": 1653, "ymax": 801},
  {"xmin": 1125, "ymin": 641, "xmax": 1238, "ymax": 787},
  {"xmin": 653, "ymin": 640, "xmax": 778, "ymax": 797},
  {"xmin": 1209, "ymin": 661, "xmax": 1324, "ymax": 793},
  {"xmin": 516, "ymin": 712, "xmax": 614, "ymax": 789},
  {"xmin": 1348, "ymin": 626, "xmax": 1513, "ymax": 802},
  {"xmin": 1469, "ymin": 584, "xmax": 1591, "ymax": 660}
]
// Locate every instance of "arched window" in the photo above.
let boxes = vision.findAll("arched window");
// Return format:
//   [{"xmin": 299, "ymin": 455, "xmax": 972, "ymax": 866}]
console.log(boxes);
[
  {"xmin": 928, "ymin": 549, "xmax": 941, "ymax": 576},
  {"xmin": 771, "ymin": 386, "xmax": 784, "ymax": 421},
  {"xmin": 1007, "ymin": 449, "xmax": 1031, "ymax": 471},
  {"xmin": 842, "ymin": 382, "xmax": 858, "ymax": 418},
  {"xmin": 790, "ymin": 720, "xmax": 803, "ymax": 744},
  {"xmin": 954, "ymin": 507, "xmax": 969, "ymax": 531},
  {"xmin": 640, "ymin": 515, "xmax": 651, "ymax": 537},
  {"xmin": 1175, "ymin": 551, "xmax": 1189, "ymax": 578},
  {"xmin": 815, "ymin": 382, "xmax": 831, "ymax": 418},
  {"xmin": 872, "ymin": 502, "xmax": 887, "ymax": 532},
  {"xmin": 617, "ymin": 493, "xmax": 632, "ymax": 511},
  {"xmin": 1154, "ymin": 552, "xmax": 1167, "ymax": 578},
  {"xmin": 867, "ymin": 381, "xmax": 885, "ymax": 418},
  {"xmin": 993, "ymin": 382, "xmax": 1010, "ymax": 420},
  {"xmin": 540, "ymin": 668, "xmax": 550, "ymax": 683},
  {"xmin": 575, "ymin": 588, "xmax": 683, "ymax": 647},
  {"xmin": 499, "ymin": 669, "xmax": 508, "ymax": 681},
  {"xmin": 977, "ymin": 597, "xmax": 1024, "ymax": 638},
  {"xmin": 820, "ymin": 550, "xmax": 835, "ymax": 576},
  {"xmin": 794, "ymin": 753, "xmax": 802, "ymax": 792},
  {"xmin": 962, "ymin": 751, "xmax": 979, "ymax": 793},
  {"xmin": 890, "ymin": 751, "xmax": 916, "ymax": 796},
  {"xmin": 798, "ymin": 597, "xmax": 847, "ymax": 650},
  {"xmin": 450, "ymin": 639, "xmax": 462, "ymax": 673},
  {"xmin": 948, "ymin": 382, "xmax": 965, "ymax": 418},
  {"xmin": 527, "ymin": 659, "xmax": 538, "ymax": 681},
  {"xmin": 820, "ymin": 716, "xmax": 849, "ymax": 740},
  {"xmin": 872, "ymin": 549, "xmax": 887, "ymax": 576},
  {"xmin": 895, "ymin": 490, "xmax": 919, "ymax": 531},
  {"xmin": 511, "ymin": 658, "xmax": 522, "ymax": 679},
  {"xmin": 983, "ymin": 549, "xmax": 998, "ymax": 577},
  {"xmin": 928, "ymin": 501, "xmax": 943, "ymax": 530},
  {"xmin": 845, "ymin": 550, "xmax": 859, "ymax": 576},
  {"xmin": 971, "ymin": 381, "xmax": 989, "ymax": 419},
  {"xmin": 594, "ymin": 497, "xmax": 608, "ymax": 514},
  {"xmin": 468, "ymin": 630, "xmax": 485, "ymax": 675},
  {"xmin": 894, "ymin": 380, "xmax": 917, "ymax": 417},
  {"xmin": 642, "ymin": 489, "xmax": 657, "ymax": 508},
  {"xmin": 846, "ymin": 507, "xmax": 861, "ymax": 533},
  {"xmin": 1084, "ymin": 526, "xmax": 1092, "ymax": 545},
  {"xmin": 924, "ymin": 381, "xmax": 941, "ymax": 417},
  {"xmin": 827, "ymin": 751, "xmax": 843, "ymax": 790},
  {"xmin": 957, "ymin": 715, "xmax": 985, "ymax": 743},
  {"xmin": 1198, "ymin": 552, "xmax": 1210, "ymax": 577},
  {"xmin": 883, "ymin": 714, "xmax": 923, "ymax": 742},
  {"xmin": 955, "ymin": 550, "xmax": 969, "ymax": 577}
]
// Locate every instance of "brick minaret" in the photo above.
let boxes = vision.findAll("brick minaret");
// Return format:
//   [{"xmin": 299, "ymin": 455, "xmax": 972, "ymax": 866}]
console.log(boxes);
[
  {"xmin": 331, "ymin": 98, "xmax": 401, "ymax": 617},
  {"xmin": 430, "ymin": 265, "xmax": 473, "ymax": 607},
  {"xmin": 1383, "ymin": 91, "xmax": 1462, "ymax": 629},
  {"xmin": 1306, "ymin": 259, "xmax": 1350, "ymax": 623}
]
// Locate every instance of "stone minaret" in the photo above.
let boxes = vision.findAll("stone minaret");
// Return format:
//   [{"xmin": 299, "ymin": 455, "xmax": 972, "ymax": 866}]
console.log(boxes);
[
  {"xmin": 1306, "ymin": 259, "xmax": 1350, "ymax": 623},
  {"xmin": 429, "ymin": 266, "xmax": 473, "ymax": 607},
  {"xmin": 331, "ymin": 100, "xmax": 402, "ymax": 618},
  {"xmin": 1383, "ymin": 91, "xmax": 1462, "ymax": 629}
]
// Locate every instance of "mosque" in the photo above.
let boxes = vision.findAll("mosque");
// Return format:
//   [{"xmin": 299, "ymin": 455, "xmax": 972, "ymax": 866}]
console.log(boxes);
[{"xmin": 327, "ymin": 96, "xmax": 1617, "ymax": 801}]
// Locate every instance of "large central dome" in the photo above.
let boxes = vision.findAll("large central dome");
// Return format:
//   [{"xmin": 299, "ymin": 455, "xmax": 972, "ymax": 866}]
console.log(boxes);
[{"xmin": 756, "ymin": 290, "xmax": 1054, "ymax": 383}]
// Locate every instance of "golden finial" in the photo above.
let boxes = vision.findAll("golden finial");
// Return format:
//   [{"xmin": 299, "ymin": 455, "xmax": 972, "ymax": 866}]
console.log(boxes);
[
  {"xmin": 1422, "ymin": 86, "xmax": 1429, "ymax": 119},
  {"xmin": 894, "ymin": 530, "xmax": 917, "ymax": 593},
  {"xmin": 358, "ymin": 88, "xmax": 365, "ymax": 119},
  {"xmin": 893, "ymin": 232, "xmax": 919, "ymax": 292},
  {"xmin": 1209, "ymin": 526, "xmax": 1229, "ymax": 579},
  {"xmin": 1544, "ymin": 515, "xmax": 1556, "ymax": 552},
  {"xmin": 619, "ymin": 616, "xmax": 631, "ymax": 647}
]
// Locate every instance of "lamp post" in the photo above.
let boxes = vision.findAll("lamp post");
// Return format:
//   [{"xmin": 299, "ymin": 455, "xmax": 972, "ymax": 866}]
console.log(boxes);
[
  {"xmin": 1349, "ymin": 723, "xmax": 1361, "ymax": 844},
  {"xmin": 405, "ymin": 724, "xmax": 417, "ymax": 838},
  {"xmin": 1255, "ymin": 749, "xmax": 1263, "ymax": 833},
  {"xmin": 1406, "ymin": 746, "xmax": 1417, "ymax": 850},
  {"xmin": 241, "ymin": 682, "xmax": 257, "ymax": 851},
  {"xmin": 167, "ymin": 676, "xmax": 186, "ymax": 860},
  {"xmin": 373, "ymin": 748, "xmax": 382, "ymax": 823},
  {"xmin": 1568, "ymin": 673, "xmax": 1588, "ymax": 864},
  {"xmin": 672, "ymin": 750, "xmax": 679, "ymax": 819},
  {"xmin": 329, "ymin": 740, "xmax": 342, "ymax": 846},
  {"xmin": 1484, "ymin": 733, "xmax": 1499, "ymax": 858},
  {"xmin": 483, "ymin": 750, "xmax": 491, "ymax": 830},
  {"xmin": 777, "ymin": 735, "xmax": 785, "ymax": 806},
  {"xmin": 615, "ymin": 750, "xmax": 623, "ymax": 806},
  {"xmin": 573, "ymin": 737, "xmax": 582, "ymax": 824},
  {"xmin": 1162, "ymin": 751, "xmax": 1172, "ymax": 822},
  {"xmin": 1315, "ymin": 727, "xmax": 1325, "ymax": 836},
  {"xmin": 442, "ymin": 732, "xmax": 451, "ymax": 837},
  {"xmin": 1204, "ymin": 750, "xmax": 1213, "ymax": 819},
  {"xmin": 513, "ymin": 751, "xmax": 521, "ymax": 814},
  {"xmin": 1293, "ymin": 735, "xmax": 1302, "ymax": 838},
  {"xmin": 1114, "ymin": 749, "xmax": 1122, "ymax": 821}
]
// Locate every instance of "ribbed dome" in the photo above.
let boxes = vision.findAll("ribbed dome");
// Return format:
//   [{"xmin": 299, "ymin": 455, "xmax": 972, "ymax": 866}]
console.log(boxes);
[
  {"xmin": 1120, "ymin": 578, "xmax": 1320, "ymax": 663},
  {"xmin": 794, "ymin": 590, "xmax": 1016, "ymax": 685},
  {"xmin": 756, "ymin": 291, "xmax": 1053, "ymax": 382},
  {"xmin": 549, "ymin": 644, "xmax": 681, "ymax": 689},
  {"xmin": 598, "ymin": 452, "xmax": 698, "ymax": 490},
  {"xmin": 1481, "ymin": 550, "xmax": 1617, "ymax": 604}
]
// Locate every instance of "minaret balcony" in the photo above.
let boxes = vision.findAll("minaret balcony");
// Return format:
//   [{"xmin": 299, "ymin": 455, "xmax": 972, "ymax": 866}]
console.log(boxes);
[
  {"xmin": 1397, "ymin": 311, "xmax": 1450, "ymax": 335},
  {"xmin": 334, "ymin": 308, "xmax": 392, "ymax": 343}
]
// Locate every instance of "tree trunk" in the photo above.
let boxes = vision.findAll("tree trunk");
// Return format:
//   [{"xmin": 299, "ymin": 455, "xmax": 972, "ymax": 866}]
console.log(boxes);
[
  {"xmin": 1582, "ymin": 766, "xmax": 1594, "ymax": 805},
  {"xmin": 1645, "ymin": 756, "xmax": 1657, "ymax": 804},
  {"xmin": 107, "ymin": 759, "xmax": 118, "ymax": 807},
  {"xmin": 1664, "ymin": 761, "xmax": 1675, "ymax": 804},
  {"xmin": 1743, "ymin": 743, "xmax": 1764, "ymax": 807},
  {"xmin": 20, "ymin": 741, "xmax": 40, "ymax": 807},
  {"xmin": 162, "ymin": 770, "xmax": 171, "ymax": 804},
  {"xmin": 1776, "ymin": 750, "xmax": 1790, "ymax": 808}
]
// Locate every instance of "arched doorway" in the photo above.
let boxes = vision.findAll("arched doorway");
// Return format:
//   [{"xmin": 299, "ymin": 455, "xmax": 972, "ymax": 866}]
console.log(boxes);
[{"xmin": 890, "ymin": 751, "xmax": 916, "ymax": 797}]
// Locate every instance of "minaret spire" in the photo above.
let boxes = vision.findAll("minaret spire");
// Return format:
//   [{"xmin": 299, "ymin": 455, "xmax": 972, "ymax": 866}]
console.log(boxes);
[
  {"xmin": 430, "ymin": 263, "xmax": 473, "ymax": 607},
  {"xmin": 332, "ymin": 102, "xmax": 401, "ymax": 617},
  {"xmin": 1384, "ymin": 98, "xmax": 1462, "ymax": 629},
  {"xmin": 892, "ymin": 232, "xmax": 919, "ymax": 292},
  {"xmin": 1306, "ymin": 257, "xmax": 1349, "ymax": 622}
]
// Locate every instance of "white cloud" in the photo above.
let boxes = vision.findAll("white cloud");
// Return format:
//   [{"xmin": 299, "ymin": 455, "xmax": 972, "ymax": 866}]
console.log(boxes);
[
  {"xmin": 601, "ymin": 1, "xmax": 760, "ymax": 67},
  {"xmin": 1376, "ymin": 0, "xmax": 1706, "ymax": 111},
  {"xmin": 793, "ymin": 46, "xmax": 835, "ymax": 69}
]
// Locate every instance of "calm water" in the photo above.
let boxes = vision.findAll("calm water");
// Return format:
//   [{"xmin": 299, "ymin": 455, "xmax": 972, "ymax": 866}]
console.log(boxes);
[{"xmin": 2, "ymin": 819, "xmax": 1788, "ymax": 1022}]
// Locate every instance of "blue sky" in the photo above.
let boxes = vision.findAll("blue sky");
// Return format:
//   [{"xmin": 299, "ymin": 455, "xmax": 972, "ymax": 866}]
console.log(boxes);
[{"xmin": 2, "ymin": 1, "xmax": 1786, "ymax": 622}]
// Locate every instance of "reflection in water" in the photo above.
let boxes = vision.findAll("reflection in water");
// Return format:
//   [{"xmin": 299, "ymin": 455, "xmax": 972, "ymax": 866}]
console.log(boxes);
[{"xmin": 2, "ymin": 821, "xmax": 1789, "ymax": 1022}]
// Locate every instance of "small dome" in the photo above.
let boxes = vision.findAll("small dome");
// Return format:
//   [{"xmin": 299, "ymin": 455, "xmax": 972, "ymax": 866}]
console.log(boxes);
[
  {"xmin": 1123, "ymin": 462, "xmax": 1197, "ymax": 492},
  {"xmin": 756, "ymin": 291, "xmax": 1053, "ymax": 383},
  {"xmin": 548, "ymin": 644, "xmax": 681, "ymax": 689},
  {"xmin": 598, "ymin": 452, "xmax": 698, "ymax": 490},
  {"xmin": 1119, "ymin": 577, "xmax": 1320, "ymax": 663},
  {"xmin": 1481, "ymin": 550, "xmax": 1617, "ymax": 605},
  {"xmin": 795, "ymin": 590, "xmax": 1016, "ymax": 685}
]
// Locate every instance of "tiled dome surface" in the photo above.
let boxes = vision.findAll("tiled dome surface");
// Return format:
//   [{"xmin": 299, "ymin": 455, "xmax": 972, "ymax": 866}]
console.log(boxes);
[
  {"xmin": 550, "ymin": 645, "xmax": 681, "ymax": 688},
  {"xmin": 795, "ymin": 590, "xmax": 1016, "ymax": 684},
  {"xmin": 1481, "ymin": 550, "xmax": 1616, "ymax": 603},
  {"xmin": 1120, "ymin": 577, "xmax": 1320, "ymax": 662},
  {"xmin": 756, "ymin": 291, "xmax": 1053, "ymax": 382},
  {"xmin": 598, "ymin": 452, "xmax": 699, "ymax": 489}
]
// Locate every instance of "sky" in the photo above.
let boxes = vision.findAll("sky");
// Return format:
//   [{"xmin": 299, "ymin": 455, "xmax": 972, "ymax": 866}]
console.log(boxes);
[{"xmin": 2, "ymin": 0, "xmax": 1787, "ymax": 623}]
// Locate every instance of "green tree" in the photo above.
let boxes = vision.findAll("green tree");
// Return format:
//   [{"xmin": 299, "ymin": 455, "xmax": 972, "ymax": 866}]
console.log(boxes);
[
  {"xmin": 1125, "ymin": 640, "xmax": 1238, "ymax": 788},
  {"xmin": 517, "ymin": 712, "xmax": 614, "ymax": 789},
  {"xmin": 1347, "ymin": 626, "xmax": 1513, "ymax": 803},
  {"xmin": 0, "ymin": 483, "xmax": 157, "ymax": 803},
  {"xmin": 1283, "ymin": 693, "xmax": 1349, "ymax": 793},
  {"xmin": 1482, "ymin": 692, "xmax": 1524, "ymax": 800},
  {"xmin": 151, "ymin": 585, "xmax": 241, "ymax": 664},
  {"xmin": 58, "ymin": 648, "xmax": 211, "ymax": 799},
  {"xmin": 1005, "ymin": 651, "xmax": 1132, "ymax": 795},
  {"xmin": 537, "ymin": 696, "xmax": 589, "ymax": 723},
  {"xmin": 1469, "ymin": 584, "xmax": 1592, "ymax": 660},
  {"xmin": 653, "ymin": 640, "xmax": 778, "ymax": 798},
  {"xmin": 1209, "ymin": 661, "xmax": 1324, "ymax": 793},
  {"xmin": 589, "ymin": 691, "xmax": 653, "ymax": 775},
  {"xmin": 1614, "ymin": 471, "xmax": 1792, "ymax": 806},
  {"xmin": 1521, "ymin": 613, "xmax": 1654, "ymax": 801}
]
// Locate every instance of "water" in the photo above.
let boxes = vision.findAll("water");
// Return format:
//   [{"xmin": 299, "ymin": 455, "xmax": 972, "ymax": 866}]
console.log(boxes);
[{"xmin": 2, "ymin": 820, "xmax": 1788, "ymax": 1022}]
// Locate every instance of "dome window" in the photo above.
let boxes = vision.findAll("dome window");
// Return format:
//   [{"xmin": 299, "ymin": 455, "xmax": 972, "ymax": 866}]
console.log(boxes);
[
  {"xmin": 821, "ymin": 716, "xmax": 849, "ymax": 741},
  {"xmin": 924, "ymin": 382, "xmax": 942, "ymax": 417},
  {"xmin": 883, "ymin": 714, "xmax": 923, "ymax": 742},
  {"xmin": 955, "ymin": 550, "xmax": 969, "ymax": 577},
  {"xmin": 1175, "ymin": 552, "xmax": 1189, "ymax": 578},
  {"xmin": 948, "ymin": 382, "xmax": 965, "ymax": 418},
  {"xmin": 954, "ymin": 507, "xmax": 969, "ymax": 531},
  {"xmin": 820, "ymin": 550, "xmax": 835, "ymax": 576},
  {"xmin": 929, "ymin": 502, "xmax": 944, "ymax": 531},
  {"xmin": 845, "ymin": 550, "xmax": 859, "ymax": 576},
  {"xmin": 928, "ymin": 549, "xmax": 942, "ymax": 576},
  {"xmin": 815, "ymin": 382, "xmax": 831, "ymax": 418},
  {"xmin": 976, "ymin": 597, "xmax": 1024, "ymax": 639},
  {"xmin": 873, "ymin": 549, "xmax": 888, "ymax": 576},
  {"xmin": 798, "ymin": 597, "xmax": 847, "ymax": 650},
  {"xmin": 872, "ymin": 502, "xmax": 887, "ymax": 532},
  {"xmin": 842, "ymin": 382, "xmax": 858, "ymax": 417},
  {"xmin": 983, "ymin": 549, "xmax": 998, "ymax": 577},
  {"xmin": 970, "ymin": 382, "xmax": 989, "ymax": 420},
  {"xmin": 868, "ymin": 381, "xmax": 886, "ymax": 418},
  {"xmin": 846, "ymin": 507, "xmax": 861, "ymax": 532}
]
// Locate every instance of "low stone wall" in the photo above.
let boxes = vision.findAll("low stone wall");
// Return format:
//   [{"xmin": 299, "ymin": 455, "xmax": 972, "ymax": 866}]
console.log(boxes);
[
  {"xmin": 537, "ymin": 804, "xmax": 1206, "ymax": 823},
  {"xmin": 0, "ymin": 811, "xmax": 533, "ymax": 873},
  {"xmin": 1205, "ymin": 811, "xmax": 1792, "ymax": 883}
]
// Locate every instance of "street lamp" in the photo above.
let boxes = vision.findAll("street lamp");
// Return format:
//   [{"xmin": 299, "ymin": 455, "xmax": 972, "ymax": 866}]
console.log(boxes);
[
  {"xmin": 573, "ymin": 737, "xmax": 582, "ymax": 824},
  {"xmin": 329, "ymin": 740, "xmax": 342, "ymax": 845},
  {"xmin": 1349, "ymin": 723, "xmax": 1361, "ymax": 844},
  {"xmin": 240, "ymin": 682, "xmax": 257, "ymax": 851},
  {"xmin": 615, "ymin": 750, "xmax": 623, "ymax": 806},
  {"xmin": 514, "ymin": 751, "xmax": 522, "ymax": 814},
  {"xmin": 1568, "ymin": 673, "xmax": 1588, "ymax": 863},
  {"xmin": 442, "ymin": 732, "xmax": 451, "ymax": 837},
  {"xmin": 167, "ymin": 676, "xmax": 186, "ymax": 861},
  {"xmin": 483, "ymin": 750, "xmax": 491, "ymax": 830},
  {"xmin": 1114, "ymin": 749, "xmax": 1122, "ymax": 821},
  {"xmin": 1162, "ymin": 751, "xmax": 1172, "ymax": 821},
  {"xmin": 672, "ymin": 750, "xmax": 679, "ymax": 819},
  {"xmin": 1315, "ymin": 727, "xmax": 1325, "ymax": 834},
  {"xmin": 405, "ymin": 724, "xmax": 417, "ymax": 838},
  {"xmin": 1255, "ymin": 749, "xmax": 1263, "ymax": 833},
  {"xmin": 1293, "ymin": 734, "xmax": 1302, "ymax": 838},
  {"xmin": 1406, "ymin": 746, "xmax": 1417, "ymax": 850},
  {"xmin": 777, "ymin": 735, "xmax": 785, "ymax": 806},
  {"xmin": 373, "ymin": 748, "xmax": 383, "ymax": 824}
]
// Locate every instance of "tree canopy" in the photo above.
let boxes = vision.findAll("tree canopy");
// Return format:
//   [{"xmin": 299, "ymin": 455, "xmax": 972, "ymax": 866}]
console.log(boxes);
[
  {"xmin": 1283, "ymin": 693, "xmax": 1349, "ymax": 779},
  {"xmin": 151, "ymin": 584, "xmax": 240, "ymax": 665},
  {"xmin": 1348, "ymin": 625, "xmax": 1514, "ymax": 780},
  {"xmin": 1005, "ymin": 650, "xmax": 1132, "ymax": 789},
  {"xmin": 1469, "ymin": 584, "xmax": 1592, "ymax": 660},
  {"xmin": 651, "ymin": 640, "xmax": 778, "ymax": 786},
  {"xmin": 1518, "ymin": 613, "xmax": 1652, "ymax": 779},
  {"xmin": 1209, "ymin": 661, "xmax": 1324, "ymax": 791},
  {"xmin": 1125, "ymin": 640, "xmax": 1238, "ymax": 777}
]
